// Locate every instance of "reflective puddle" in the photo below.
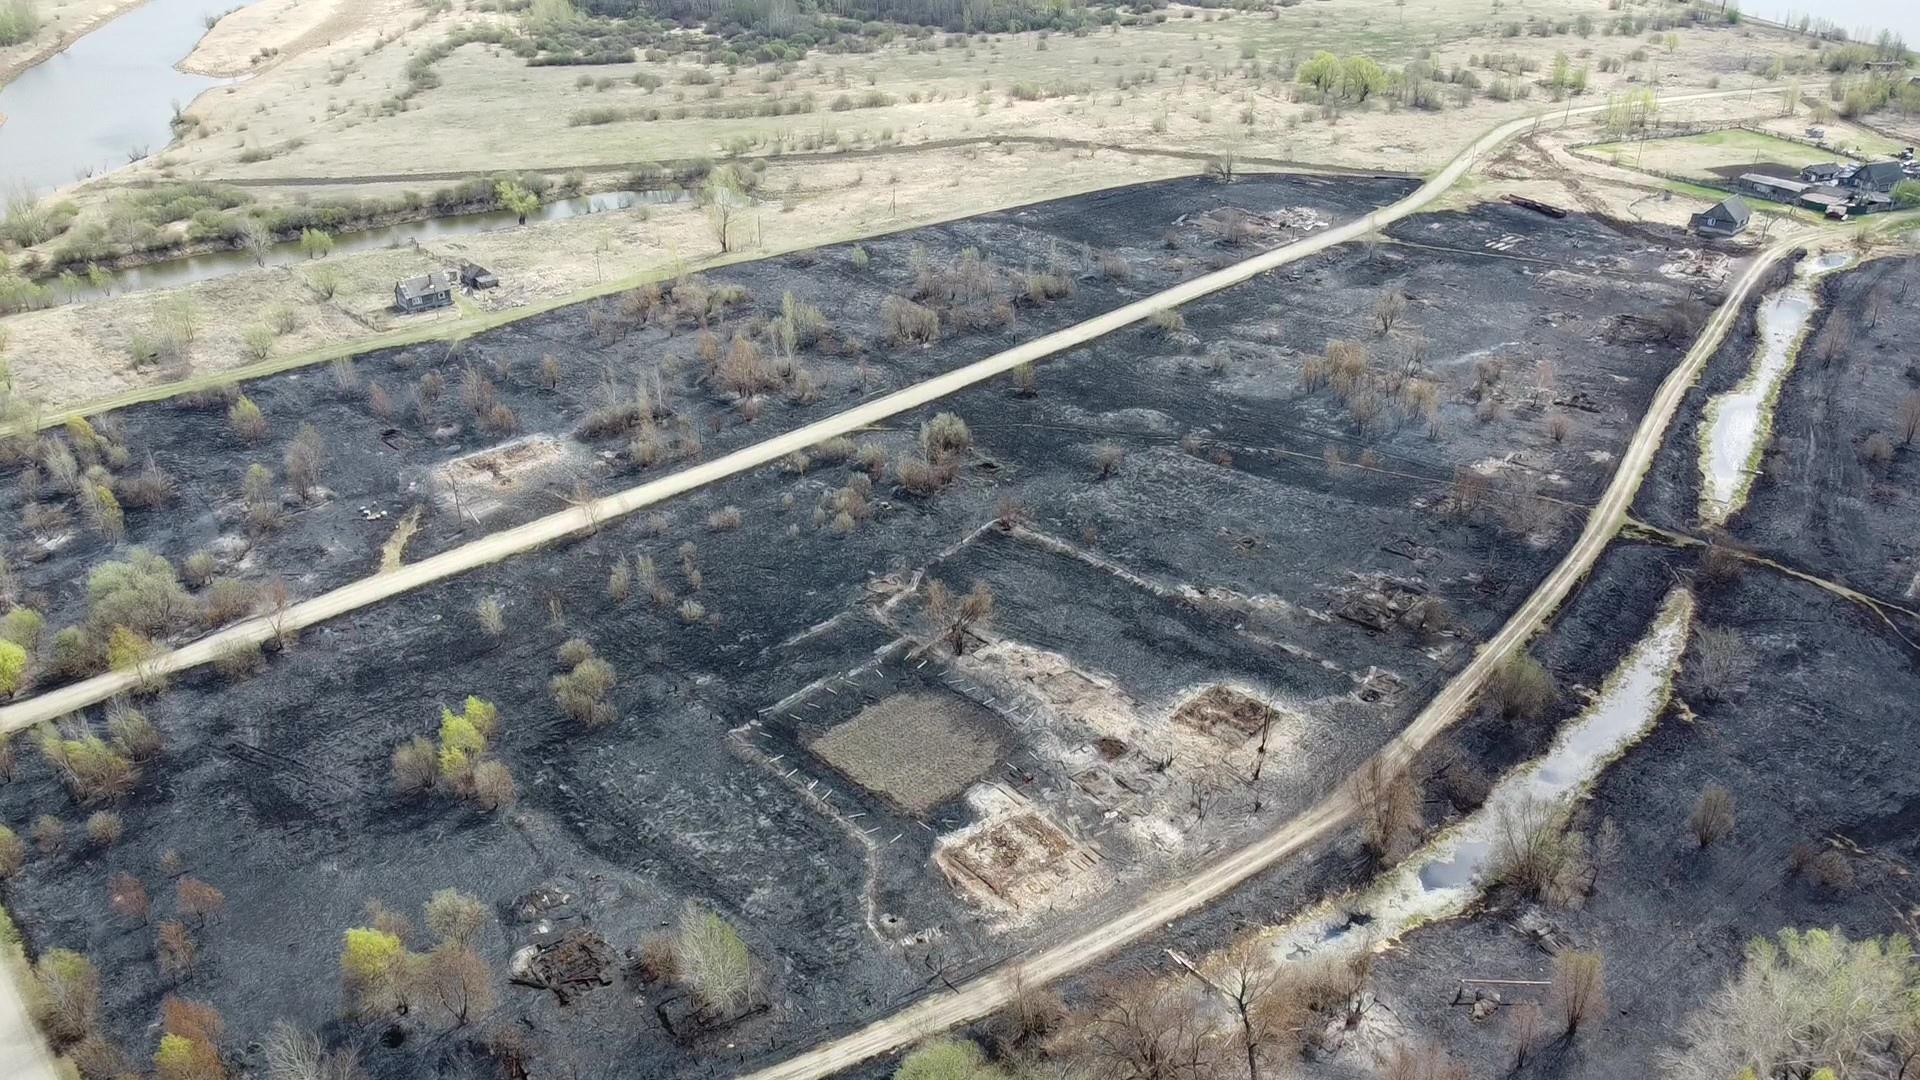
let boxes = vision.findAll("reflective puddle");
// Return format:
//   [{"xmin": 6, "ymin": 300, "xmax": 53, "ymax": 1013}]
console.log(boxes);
[{"xmin": 1698, "ymin": 251, "xmax": 1852, "ymax": 527}]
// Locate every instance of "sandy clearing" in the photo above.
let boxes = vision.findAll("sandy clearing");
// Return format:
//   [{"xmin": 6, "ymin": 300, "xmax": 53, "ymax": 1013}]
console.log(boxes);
[{"xmin": 178, "ymin": 0, "xmax": 387, "ymax": 77}]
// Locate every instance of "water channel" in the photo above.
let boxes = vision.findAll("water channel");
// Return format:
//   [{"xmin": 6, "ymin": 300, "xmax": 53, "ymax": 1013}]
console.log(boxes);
[
  {"xmin": 1262, "ymin": 588, "xmax": 1693, "ymax": 967},
  {"xmin": 58, "ymin": 189, "xmax": 685, "ymax": 301},
  {"xmin": 1697, "ymin": 251, "xmax": 1852, "ymax": 527}
]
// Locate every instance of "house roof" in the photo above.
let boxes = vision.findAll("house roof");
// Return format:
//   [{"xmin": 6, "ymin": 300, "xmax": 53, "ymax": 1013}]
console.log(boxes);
[
  {"xmin": 1853, "ymin": 161, "xmax": 1906, "ymax": 185},
  {"xmin": 396, "ymin": 270, "xmax": 457, "ymax": 300},
  {"xmin": 1740, "ymin": 173, "xmax": 1808, "ymax": 193},
  {"xmin": 1800, "ymin": 191, "xmax": 1850, "ymax": 208},
  {"xmin": 1708, "ymin": 196, "xmax": 1751, "ymax": 225}
]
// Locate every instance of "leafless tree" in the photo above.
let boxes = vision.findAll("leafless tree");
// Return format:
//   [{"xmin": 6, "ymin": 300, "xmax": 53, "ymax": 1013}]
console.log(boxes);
[
  {"xmin": 1357, "ymin": 758, "xmax": 1420, "ymax": 864},
  {"xmin": 1507, "ymin": 1000, "xmax": 1546, "ymax": 1069},
  {"xmin": 1551, "ymin": 950, "xmax": 1607, "ymax": 1036},
  {"xmin": 1688, "ymin": 784, "xmax": 1736, "ymax": 849},
  {"xmin": 1373, "ymin": 289, "xmax": 1408, "ymax": 335},
  {"xmin": 1203, "ymin": 940, "xmax": 1302, "ymax": 1080},
  {"xmin": 1899, "ymin": 390, "xmax": 1920, "ymax": 446},
  {"xmin": 1072, "ymin": 979, "xmax": 1224, "ymax": 1080}
]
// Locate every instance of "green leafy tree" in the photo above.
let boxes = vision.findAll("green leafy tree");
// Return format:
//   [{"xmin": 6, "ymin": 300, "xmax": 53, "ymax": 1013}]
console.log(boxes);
[
  {"xmin": 495, "ymin": 181, "xmax": 539, "ymax": 225},
  {"xmin": 1893, "ymin": 179, "xmax": 1920, "ymax": 209},
  {"xmin": 1297, "ymin": 51, "xmax": 1341, "ymax": 95},
  {"xmin": 1341, "ymin": 56, "xmax": 1386, "ymax": 101},
  {"xmin": 297, "ymin": 228, "xmax": 335, "ymax": 259},
  {"xmin": 340, "ymin": 928, "xmax": 409, "ymax": 1017}
]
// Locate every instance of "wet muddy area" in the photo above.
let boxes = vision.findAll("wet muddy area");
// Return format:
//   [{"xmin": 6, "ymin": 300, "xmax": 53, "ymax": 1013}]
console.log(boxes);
[
  {"xmin": 0, "ymin": 184, "xmax": 1721, "ymax": 1077},
  {"xmin": 1728, "ymin": 253, "xmax": 1920, "ymax": 603},
  {"xmin": 1348, "ymin": 551, "xmax": 1920, "ymax": 1080},
  {"xmin": 1317, "ymin": 253, "xmax": 1920, "ymax": 1080}
]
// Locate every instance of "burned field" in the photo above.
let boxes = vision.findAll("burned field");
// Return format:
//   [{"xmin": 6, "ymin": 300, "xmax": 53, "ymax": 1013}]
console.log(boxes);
[
  {"xmin": 0, "ymin": 172, "xmax": 1412, "ymax": 686},
  {"xmin": 0, "ymin": 189, "xmax": 1724, "ymax": 1078},
  {"xmin": 1290, "ymin": 254, "xmax": 1920, "ymax": 1080},
  {"xmin": 1335, "ymin": 544, "xmax": 1920, "ymax": 1079}
]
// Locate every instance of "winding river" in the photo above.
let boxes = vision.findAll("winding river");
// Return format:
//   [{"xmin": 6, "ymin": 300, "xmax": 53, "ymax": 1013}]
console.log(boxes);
[{"xmin": 0, "ymin": 0, "xmax": 266, "ymax": 193}]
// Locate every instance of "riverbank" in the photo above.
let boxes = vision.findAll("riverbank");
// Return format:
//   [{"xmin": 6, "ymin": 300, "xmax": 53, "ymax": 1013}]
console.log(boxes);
[
  {"xmin": 0, "ymin": 0, "xmax": 144, "ymax": 87},
  {"xmin": 177, "ymin": 0, "xmax": 382, "ymax": 78}
]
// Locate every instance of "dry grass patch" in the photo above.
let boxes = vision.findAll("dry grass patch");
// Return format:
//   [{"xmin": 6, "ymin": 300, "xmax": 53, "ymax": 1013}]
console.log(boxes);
[{"xmin": 809, "ymin": 691, "xmax": 1007, "ymax": 814}]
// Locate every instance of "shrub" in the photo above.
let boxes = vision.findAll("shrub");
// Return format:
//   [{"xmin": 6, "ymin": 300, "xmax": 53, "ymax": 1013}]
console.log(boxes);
[
  {"xmin": 0, "ymin": 638, "xmax": 24, "ymax": 696},
  {"xmin": 1687, "ymin": 784, "xmax": 1735, "ymax": 848},
  {"xmin": 30, "ymin": 814, "xmax": 63, "ymax": 853},
  {"xmin": 1551, "ymin": 950, "xmax": 1606, "ymax": 1035},
  {"xmin": 340, "ymin": 927, "xmax": 406, "ymax": 1018},
  {"xmin": 1487, "ymin": 795, "xmax": 1588, "ymax": 906},
  {"xmin": 475, "ymin": 595, "xmax": 506, "ymax": 638},
  {"xmin": 283, "ymin": 423, "xmax": 325, "ymax": 499},
  {"xmin": 156, "ymin": 921, "xmax": 196, "ymax": 980},
  {"xmin": 558, "ymin": 637, "xmax": 597, "ymax": 667},
  {"xmin": 707, "ymin": 506, "xmax": 743, "ymax": 531},
  {"xmin": 39, "ymin": 731, "xmax": 138, "ymax": 803},
  {"xmin": 50, "ymin": 626, "xmax": 96, "ymax": 677},
  {"xmin": 1663, "ymin": 929, "xmax": 1915, "ymax": 1080},
  {"xmin": 107, "ymin": 700, "xmax": 163, "ymax": 759},
  {"xmin": 1488, "ymin": 654, "xmax": 1555, "ymax": 722},
  {"xmin": 0, "ymin": 606, "xmax": 43, "ymax": 650},
  {"xmin": 34, "ymin": 948, "xmax": 101, "ymax": 1043},
  {"xmin": 551, "ymin": 655, "xmax": 616, "ymax": 727},
  {"xmin": 85, "ymin": 810, "xmax": 123, "ymax": 848},
  {"xmin": 227, "ymin": 395, "xmax": 267, "ymax": 442},
  {"xmin": 675, "ymin": 904, "xmax": 752, "ymax": 1015},
  {"xmin": 471, "ymin": 759, "xmax": 515, "ymax": 810},
  {"xmin": 920, "ymin": 412, "xmax": 971, "ymax": 459},
  {"xmin": 200, "ymin": 577, "xmax": 258, "ymax": 627},
  {"xmin": 895, "ymin": 1039, "xmax": 999, "ymax": 1080},
  {"xmin": 87, "ymin": 548, "xmax": 191, "ymax": 637},
  {"xmin": 0, "ymin": 825, "xmax": 21, "ymax": 877},
  {"xmin": 181, "ymin": 551, "xmax": 217, "ymax": 588},
  {"xmin": 424, "ymin": 889, "xmax": 489, "ymax": 946},
  {"xmin": 882, "ymin": 295, "xmax": 940, "ymax": 344},
  {"xmin": 1147, "ymin": 306, "xmax": 1185, "ymax": 334},
  {"xmin": 391, "ymin": 735, "xmax": 438, "ymax": 797},
  {"xmin": 176, "ymin": 876, "xmax": 224, "ymax": 924},
  {"xmin": 107, "ymin": 871, "xmax": 147, "ymax": 923}
]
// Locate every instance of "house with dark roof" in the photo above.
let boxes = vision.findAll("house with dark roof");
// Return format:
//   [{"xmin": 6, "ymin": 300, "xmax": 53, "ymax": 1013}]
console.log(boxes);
[
  {"xmin": 394, "ymin": 270, "xmax": 456, "ymax": 313},
  {"xmin": 1690, "ymin": 196, "xmax": 1751, "ymax": 238},
  {"xmin": 1844, "ymin": 161, "xmax": 1907, "ymax": 193},
  {"xmin": 1800, "ymin": 162, "xmax": 1846, "ymax": 184}
]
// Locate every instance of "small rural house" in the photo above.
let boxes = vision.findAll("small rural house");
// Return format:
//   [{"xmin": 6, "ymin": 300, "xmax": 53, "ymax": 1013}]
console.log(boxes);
[
  {"xmin": 1690, "ymin": 196, "xmax": 1751, "ymax": 238},
  {"xmin": 1845, "ymin": 161, "xmax": 1907, "ymax": 193},
  {"xmin": 460, "ymin": 263, "xmax": 498, "ymax": 290},
  {"xmin": 1800, "ymin": 162, "xmax": 1846, "ymax": 184},
  {"xmin": 394, "ymin": 270, "xmax": 457, "ymax": 313},
  {"xmin": 1798, "ymin": 186, "xmax": 1852, "ymax": 215}
]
